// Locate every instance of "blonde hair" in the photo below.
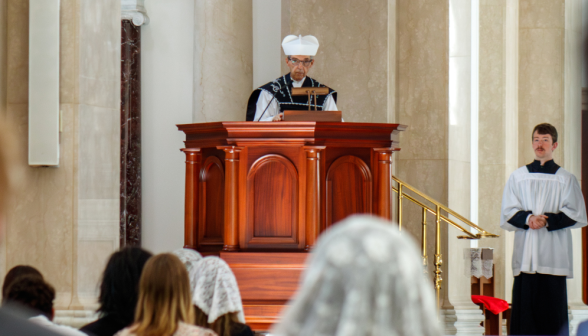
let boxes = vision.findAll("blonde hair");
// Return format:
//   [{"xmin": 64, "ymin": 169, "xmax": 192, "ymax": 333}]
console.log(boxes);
[
  {"xmin": 194, "ymin": 305, "xmax": 242, "ymax": 336},
  {"xmin": 133, "ymin": 253, "xmax": 195, "ymax": 336}
]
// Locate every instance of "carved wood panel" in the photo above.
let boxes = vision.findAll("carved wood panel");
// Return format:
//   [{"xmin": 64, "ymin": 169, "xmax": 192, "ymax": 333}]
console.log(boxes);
[
  {"xmin": 198, "ymin": 156, "xmax": 225, "ymax": 249},
  {"xmin": 246, "ymin": 154, "xmax": 299, "ymax": 247},
  {"xmin": 326, "ymin": 155, "xmax": 372, "ymax": 227}
]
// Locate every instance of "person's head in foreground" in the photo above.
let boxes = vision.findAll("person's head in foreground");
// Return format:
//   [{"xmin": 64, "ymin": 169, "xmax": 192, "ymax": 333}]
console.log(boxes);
[
  {"xmin": 532, "ymin": 123, "xmax": 558, "ymax": 162},
  {"xmin": 98, "ymin": 247, "xmax": 153, "ymax": 322},
  {"xmin": 4, "ymin": 275, "xmax": 55, "ymax": 320},
  {"xmin": 282, "ymin": 35, "xmax": 318, "ymax": 81},
  {"xmin": 2, "ymin": 265, "xmax": 44, "ymax": 300},
  {"xmin": 120, "ymin": 253, "xmax": 215, "ymax": 336},
  {"xmin": 190, "ymin": 257, "xmax": 251, "ymax": 336},
  {"xmin": 271, "ymin": 215, "xmax": 442, "ymax": 336}
]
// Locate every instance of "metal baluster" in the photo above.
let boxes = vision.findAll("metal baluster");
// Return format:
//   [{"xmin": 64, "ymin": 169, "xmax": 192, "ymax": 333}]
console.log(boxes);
[
  {"xmin": 422, "ymin": 207, "xmax": 428, "ymax": 274},
  {"xmin": 434, "ymin": 205, "xmax": 443, "ymax": 308}
]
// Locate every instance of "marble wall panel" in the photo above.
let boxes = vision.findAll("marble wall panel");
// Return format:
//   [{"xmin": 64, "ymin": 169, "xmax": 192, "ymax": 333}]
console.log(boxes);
[
  {"xmin": 449, "ymin": 56, "xmax": 471, "ymax": 163},
  {"xmin": 519, "ymin": 0, "xmax": 564, "ymax": 29},
  {"xmin": 59, "ymin": 0, "xmax": 78, "ymax": 104},
  {"xmin": 79, "ymin": 0, "xmax": 120, "ymax": 109},
  {"xmin": 6, "ymin": 0, "xmax": 28, "ymax": 104},
  {"xmin": 78, "ymin": 104, "xmax": 119, "ymax": 200},
  {"xmin": 396, "ymin": 0, "xmax": 448, "ymax": 293},
  {"xmin": 478, "ymin": 0, "xmax": 507, "ymax": 300},
  {"xmin": 2, "ymin": 0, "xmax": 120, "ymax": 314},
  {"xmin": 4, "ymin": 103, "xmax": 76, "ymax": 309},
  {"xmin": 193, "ymin": 0, "xmax": 252, "ymax": 122},
  {"xmin": 478, "ymin": 164, "xmax": 506, "ymax": 298},
  {"xmin": 519, "ymin": 27, "xmax": 564, "ymax": 166},
  {"xmin": 0, "ymin": 0, "xmax": 6, "ymax": 114},
  {"xmin": 288, "ymin": 0, "xmax": 388, "ymax": 123},
  {"xmin": 397, "ymin": 0, "xmax": 449, "ymax": 161},
  {"xmin": 77, "ymin": 198, "xmax": 118, "ymax": 306},
  {"xmin": 518, "ymin": 2, "xmax": 564, "ymax": 166}
]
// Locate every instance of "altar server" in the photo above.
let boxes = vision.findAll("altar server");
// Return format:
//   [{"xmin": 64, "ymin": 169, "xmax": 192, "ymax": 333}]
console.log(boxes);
[
  {"xmin": 271, "ymin": 215, "xmax": 441, "ymax": 336},
  {"xmin": 500, "ymin": 123, "xmax": 587, "ymax": 335},
  {"xmin": 246, "ymin": 35, "xmax": 338, "ymax": 122}
]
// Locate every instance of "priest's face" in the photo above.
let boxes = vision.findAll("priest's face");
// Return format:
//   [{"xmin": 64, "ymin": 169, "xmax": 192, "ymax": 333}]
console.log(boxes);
[
  {"xmin": 286, "ymin": 55, "xmax": 314, "ymax": 81},
  {"xmin": 532, "ymin": 131, "xmax": 558, "ymax": 161}
]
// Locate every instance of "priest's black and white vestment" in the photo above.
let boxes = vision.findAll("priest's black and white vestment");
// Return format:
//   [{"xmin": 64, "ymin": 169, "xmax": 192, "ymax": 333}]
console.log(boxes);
[{"xmin": 500, "ymin": 160, "xmax": 587, "ymax": 335}]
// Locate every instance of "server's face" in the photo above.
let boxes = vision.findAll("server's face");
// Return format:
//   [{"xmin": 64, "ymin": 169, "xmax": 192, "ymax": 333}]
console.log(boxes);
[
  {"xmin": 532, "ymin": 131, "xmax": 558, "ymax": 161},
  {"xmin": 286, "ymin": 55, "xmax": 314, "ymax": 81}
]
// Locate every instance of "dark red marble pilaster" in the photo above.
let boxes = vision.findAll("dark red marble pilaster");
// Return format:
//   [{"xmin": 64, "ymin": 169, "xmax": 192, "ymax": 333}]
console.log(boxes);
[{"xmin": 120, "ymin": 20, "xmax": 141, "ymax": 247}]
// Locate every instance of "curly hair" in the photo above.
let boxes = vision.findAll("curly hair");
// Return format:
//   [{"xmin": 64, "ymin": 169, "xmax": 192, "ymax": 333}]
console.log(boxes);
[
  {"xmin": 2, "ymin": 265, "xmax": 43, "ymax": 299},
  {"xmin": 5, "ymin": 275, "xmax": 55, "ymax": 319}
]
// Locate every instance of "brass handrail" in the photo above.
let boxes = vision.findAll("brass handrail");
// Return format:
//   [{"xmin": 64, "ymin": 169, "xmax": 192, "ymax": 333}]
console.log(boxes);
[{"xmin": 391, "ymin": 174, "xmax": 499, "ymax": 308}]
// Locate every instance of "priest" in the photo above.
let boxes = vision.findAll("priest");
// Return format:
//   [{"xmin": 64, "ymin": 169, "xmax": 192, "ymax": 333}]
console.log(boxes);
[
  {"xmin": 246, "ymin": 35, "xmax": 338, "ymax": 122},
  {"xmin": 500, "ymin": 123, "xmax": 587, "ymax": 335}
]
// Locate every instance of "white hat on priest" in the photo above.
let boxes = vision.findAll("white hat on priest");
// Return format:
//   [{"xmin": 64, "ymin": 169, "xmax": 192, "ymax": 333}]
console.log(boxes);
[
  {"xmin": 271, "ymin": 215, "xmax": 442, "ymax": 336},
  {"xmin": 282, "ymin": 35, "xmax": 319, "ymax": 56}
]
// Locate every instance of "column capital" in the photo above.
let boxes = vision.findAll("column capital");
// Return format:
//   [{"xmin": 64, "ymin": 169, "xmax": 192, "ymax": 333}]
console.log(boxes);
[{"xmin": 121, "ymin": 0, "xmax": 149, "ymax": 26}]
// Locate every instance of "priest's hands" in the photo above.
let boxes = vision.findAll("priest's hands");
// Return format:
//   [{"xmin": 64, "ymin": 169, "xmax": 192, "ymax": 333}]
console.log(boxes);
[
  {"xmin": 529, "ymin": 214, "xmax": 548, "ymax": 230},
  {"xmin": 272, "ymin": 113, "xmax": 284, "ymax": 122}
]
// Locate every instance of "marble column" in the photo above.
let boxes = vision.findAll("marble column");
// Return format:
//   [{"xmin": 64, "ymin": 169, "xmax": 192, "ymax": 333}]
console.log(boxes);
[
  {"xmin": 193, "ymin": 0, "xmax": 252, "ymax": 122},
  {"xmin": 120, "ymin": 0, "xmax": 148, "ymax": 246},
  {"xmin": 478, "ymin": 0, "xmax": 507, "ymax": 302},
  {"xmin": 563, "ymin": 0, "xmax": 587, "ymax": 333},
  {"xmin": 287, "ymin": 0, "xmax": 388, "ymax": 123}
]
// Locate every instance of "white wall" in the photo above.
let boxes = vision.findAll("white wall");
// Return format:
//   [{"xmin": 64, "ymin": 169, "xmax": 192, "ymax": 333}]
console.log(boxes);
[
  {"xmin": 253, "ymin": 0, "xmax": 282, "ymax": 88},
  {"xmin": 142, "ymin": 0, "xmax": 194, "ymax": 253}
]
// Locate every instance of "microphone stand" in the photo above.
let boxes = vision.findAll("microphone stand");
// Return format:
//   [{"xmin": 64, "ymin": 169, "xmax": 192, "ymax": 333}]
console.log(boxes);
[{"xmin": 256, "ymin": 95, "xmax": 277, "ymax": 122}]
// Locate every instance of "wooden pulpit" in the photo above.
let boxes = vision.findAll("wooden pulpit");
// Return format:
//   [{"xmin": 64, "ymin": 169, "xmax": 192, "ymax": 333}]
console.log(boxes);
[{"xmin": 177, "ymin": 121, "xmax": 406, "ymax": 330}]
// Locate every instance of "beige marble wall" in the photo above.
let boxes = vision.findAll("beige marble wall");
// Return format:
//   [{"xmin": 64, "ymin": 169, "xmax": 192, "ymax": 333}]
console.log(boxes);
[
  {"xmin": 193, "ymin": 0, "xmax": 252, "ymax": 122},
  {"xmin": 396, "ymin": 0, "xmax": 449, "ymax": 285},
  {"xmin": 478, "ymin": 0, "xmax": 507, "ymax": 301},
  {"xmin": 287, "ymin": 0, "xmax": 388, "ymax": 123},
  {"xmin": 1, "ymin": 0, "xmax": 120, "ymax": 316},
  {"xmin": 447, "ymin": 0, "xmax": 476, "ymax": 315},
  {"xmin": 76, "ymin": 0, "xmax": 120, "ymax": 309},
  {"xmin": 3, "ymin": 0, "xmax": 75, "ymax": 307},
  {"xmin": 0, "ymin": 0, "xmax": 7, "ymax": 286},
  {"xmin": 518, "ymin": 0, "xmax": 565, "ymax": 166}
]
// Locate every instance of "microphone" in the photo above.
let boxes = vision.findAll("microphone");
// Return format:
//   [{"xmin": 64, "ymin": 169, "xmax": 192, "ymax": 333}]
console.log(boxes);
[{"xmin": 256, "ymin": 95, "xmax": 277, "ymax": 121}]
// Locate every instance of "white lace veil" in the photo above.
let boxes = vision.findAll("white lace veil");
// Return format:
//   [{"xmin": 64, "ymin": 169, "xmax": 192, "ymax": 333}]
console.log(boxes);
[
  {"xmin": 271, "ymin": 215, "xmax": 442, "ymax": 336},
  {"xmin": 189, "ymin": 256, "xmax": 246, "ymax": 324},
  {"xmin": 173, "ymin": 248, "xmax": 203, "ymax": 289}
]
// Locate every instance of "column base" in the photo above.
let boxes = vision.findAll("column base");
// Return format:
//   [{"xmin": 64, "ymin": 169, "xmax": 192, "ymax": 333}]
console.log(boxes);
[
  {"xmin": 440, "ymin": 308, "xmax": 484, "ymax": 336},
  {"xmin": 570, "ymin": 308, "xmax": 588, "ymax": 335},
  {"xmin": 54, "ymin": 309, "xmax": 98, "ymax": 328}
]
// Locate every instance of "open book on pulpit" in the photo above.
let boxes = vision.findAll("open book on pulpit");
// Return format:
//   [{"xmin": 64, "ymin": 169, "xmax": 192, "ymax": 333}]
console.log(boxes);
[{"xmin": 283, "ymin": 87, "xmax": 342, "ymax": 121}]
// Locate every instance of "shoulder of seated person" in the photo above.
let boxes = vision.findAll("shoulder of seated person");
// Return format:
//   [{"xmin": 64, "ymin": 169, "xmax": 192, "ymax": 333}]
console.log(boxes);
[{"xmin": 177, "ymin": 322, "xmax": 217, "ymax": 336}]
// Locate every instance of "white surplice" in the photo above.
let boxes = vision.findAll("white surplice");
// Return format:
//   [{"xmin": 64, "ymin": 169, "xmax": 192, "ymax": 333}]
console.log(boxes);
[
  {"xmin": 253, "ymin": 77, "xmax": 338, "ymax": 122},
  {"xmin": 500, "ymin": 166, "xmax": 587, "ymax": 278}
]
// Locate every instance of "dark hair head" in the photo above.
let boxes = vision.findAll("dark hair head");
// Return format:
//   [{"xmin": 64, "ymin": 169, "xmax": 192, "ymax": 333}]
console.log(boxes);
[
  {"xmin": 98, "ymin": 247, "xmax": 152, "ymax": 323},
  {"xmin": 532, "ymin": 123, "xmax": 558, "ymax": 143},
  {"xmin": 2, "ymin": 265, "xmax": 43, "ymax": 298},
  {"xmin": 5, "ymin": 275, "xmax": 55, "ymax": 319}
]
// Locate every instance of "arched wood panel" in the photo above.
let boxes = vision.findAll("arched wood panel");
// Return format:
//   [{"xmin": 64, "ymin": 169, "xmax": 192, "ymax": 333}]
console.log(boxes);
[
  {"xmin": 199, "ymin": 156, "xmax": 225, "ymax": 247},
  {"xmin": 246, "ymin": 154, "xmax": 299, "ymax": 246},
  {"xmin": 326, "ymin": 155, "xmax": 372, "ymax": 227}
]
